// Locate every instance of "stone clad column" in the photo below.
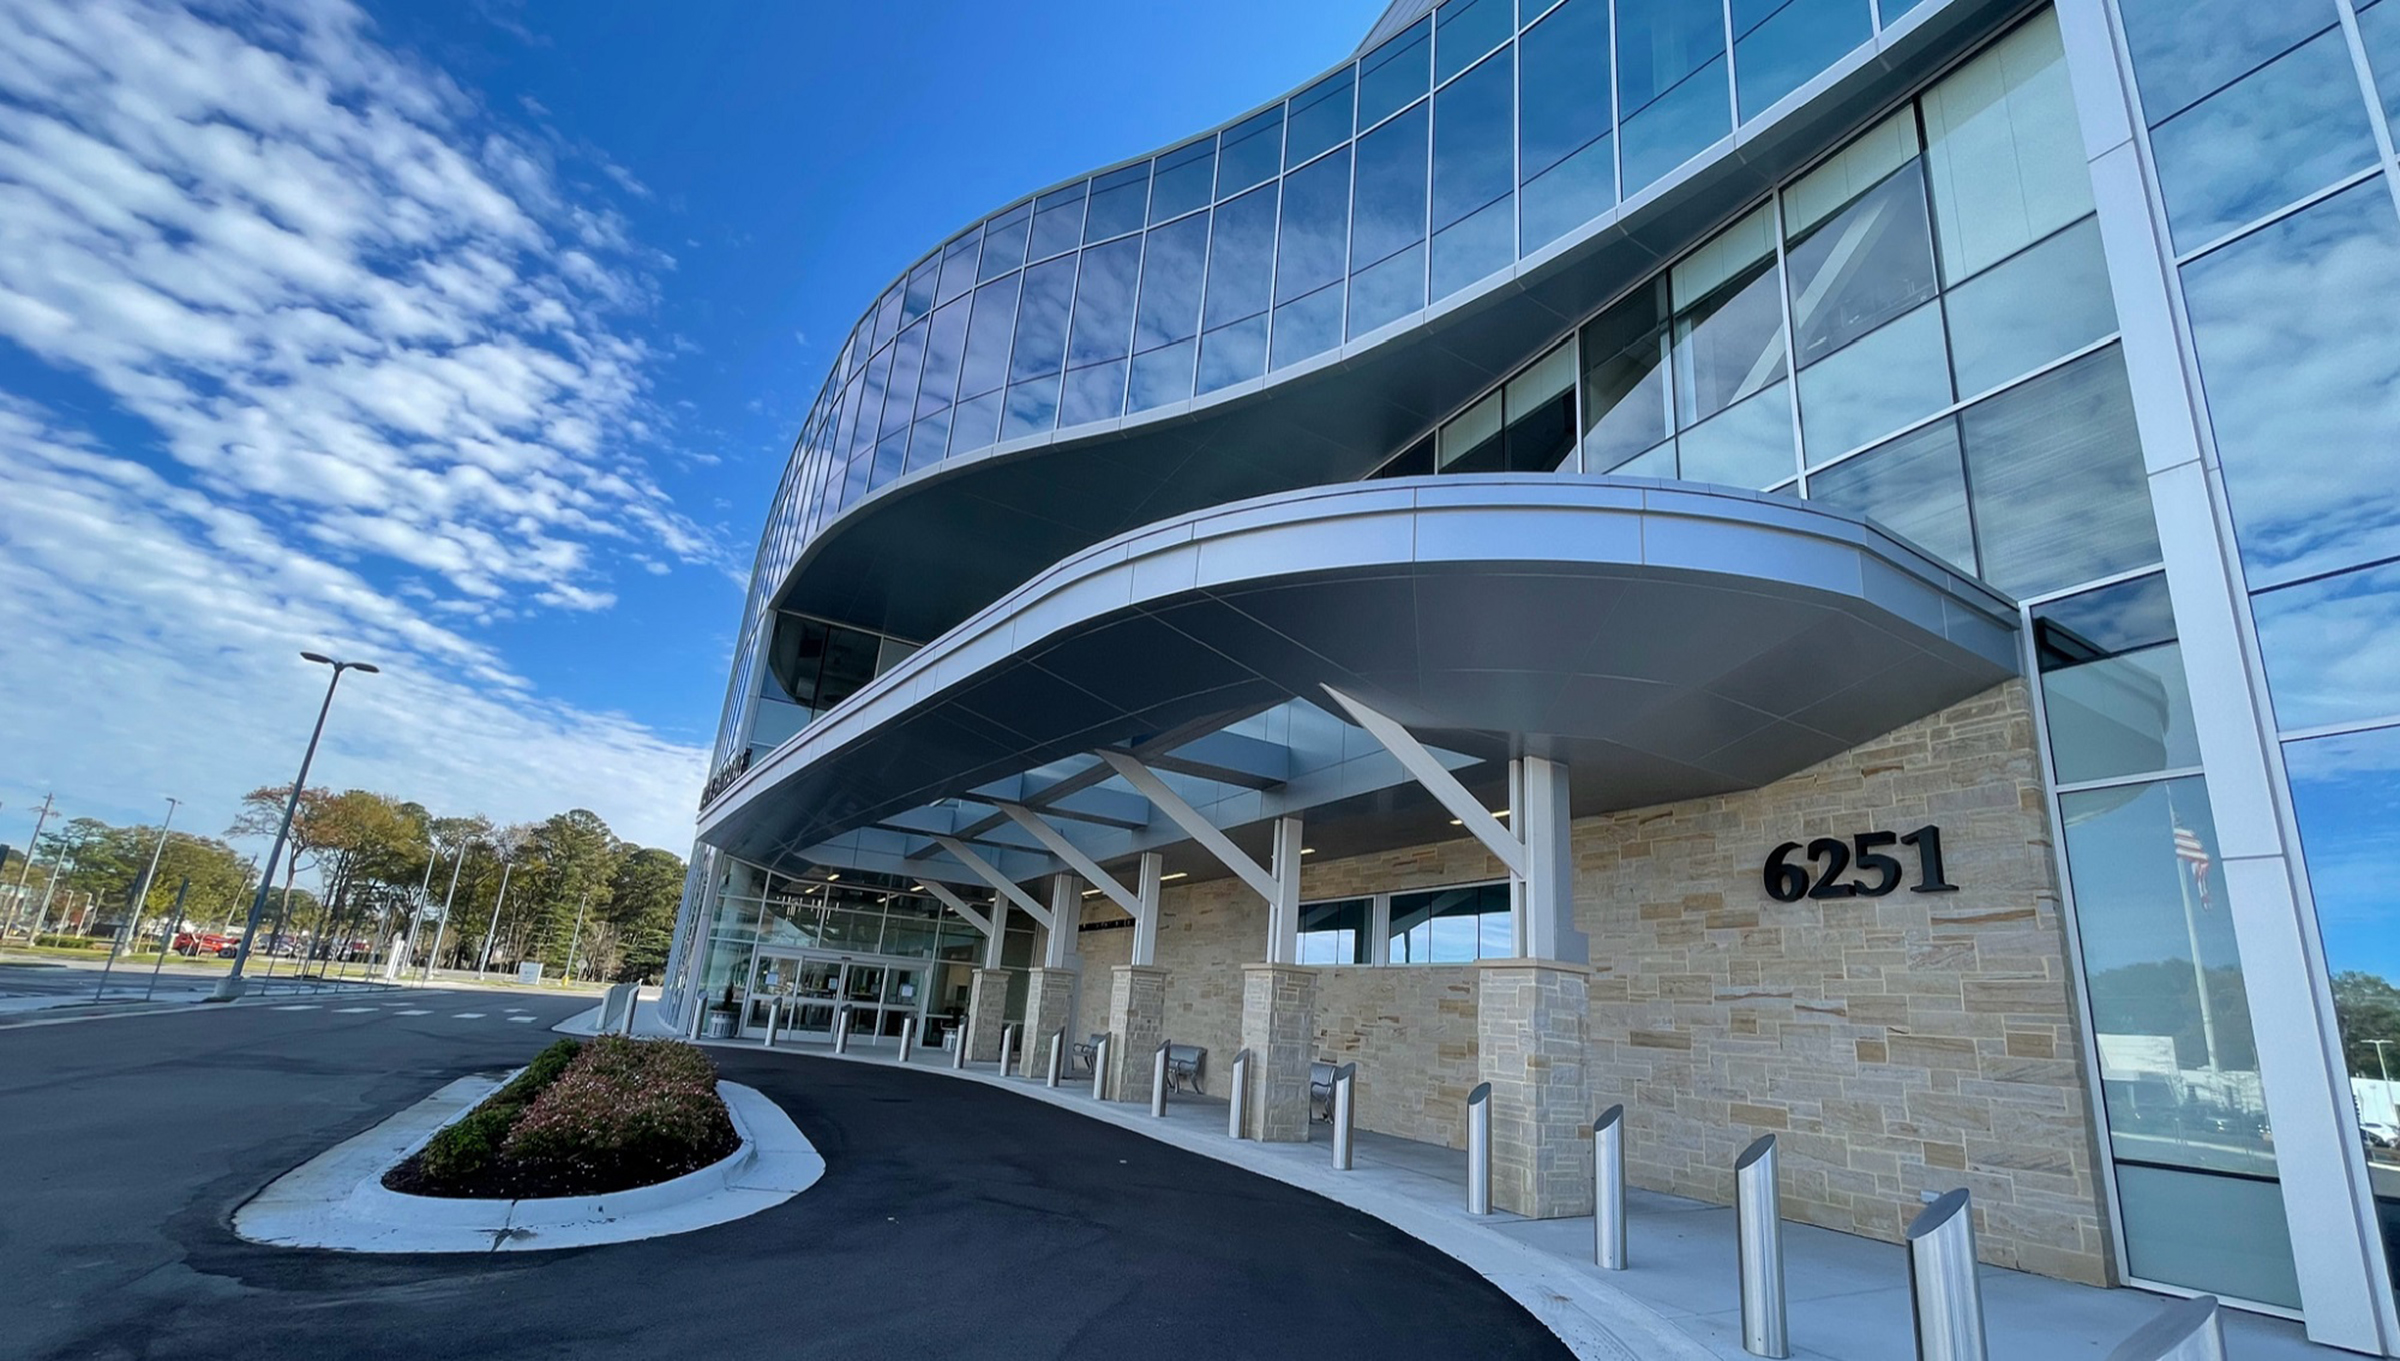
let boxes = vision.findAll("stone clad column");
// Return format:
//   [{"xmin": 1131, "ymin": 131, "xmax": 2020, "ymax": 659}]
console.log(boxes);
[
  {"xmin": 966, "ymin": 967, "xmax": 1012, "ymax": 1063},
  {"xmin": 1478, "ymin": 960, "xmax": 1593, "ymax": 1218},
  {"xmin": 1240, "ymin": 963, "xmax": 1318, "ymax": 1141},
  {"xmin": 1105, "ymin": 965, "xmax": 1169, "ymax": 1102},
  {"xmin": 1019, "ymin": 967, "xmax": 1079, "ymax": 1079}
]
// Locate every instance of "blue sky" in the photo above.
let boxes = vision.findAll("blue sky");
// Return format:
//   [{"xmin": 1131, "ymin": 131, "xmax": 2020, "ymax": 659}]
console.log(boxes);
[{"xmin": 0, "ymin": 0, "xmax": 1385, "ymax": 855}]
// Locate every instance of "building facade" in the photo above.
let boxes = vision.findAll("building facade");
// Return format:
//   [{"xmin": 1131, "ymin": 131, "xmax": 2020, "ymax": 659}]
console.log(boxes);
[{"xmin": 668, "ymin": 0, "xmax": 2400, "ymax": 1349}]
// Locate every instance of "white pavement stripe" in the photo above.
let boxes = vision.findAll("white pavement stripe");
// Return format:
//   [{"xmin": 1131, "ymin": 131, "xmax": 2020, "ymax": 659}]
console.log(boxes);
[
  {"xmin": 451, "ymin": 1012, "xmax": 485, "ymax": 1019},
  {"xmin": 395, "ymin": 1009, "xmax": 430, "ymax": 1016},
  {"xmin": 507, "ymin": 1015, "xmax": 537, "ymax": 1023},
  {"xmin": 334, "ymin": 1007, "xmax": 377, "ymax": 1014},
  {"xmin": 271, "ymin": 1005, "xmax": 320, "ymax": 1011}
]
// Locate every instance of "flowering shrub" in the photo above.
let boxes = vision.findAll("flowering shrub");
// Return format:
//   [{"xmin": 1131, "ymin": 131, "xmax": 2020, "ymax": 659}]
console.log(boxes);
[{"xmin": 414, "ymin": 1039, "xmax": 581, "ymax": 1184}]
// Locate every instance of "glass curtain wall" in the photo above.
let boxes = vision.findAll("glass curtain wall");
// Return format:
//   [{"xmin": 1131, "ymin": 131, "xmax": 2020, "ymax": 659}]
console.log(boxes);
[{"xmin": 2116, "ymin": 0, "xmax": 2400, "ymax": 1310}]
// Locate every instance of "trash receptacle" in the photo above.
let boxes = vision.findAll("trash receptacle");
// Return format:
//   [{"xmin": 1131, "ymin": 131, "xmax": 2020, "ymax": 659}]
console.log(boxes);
[{"xmin": 703, "ymin": 1008, "xmax": 737, "ymax": 1040}]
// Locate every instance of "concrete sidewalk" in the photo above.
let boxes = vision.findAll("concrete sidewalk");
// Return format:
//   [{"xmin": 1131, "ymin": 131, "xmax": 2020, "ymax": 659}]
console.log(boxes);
[{"xmin": 682, "ymin": 1025, "xmax": 2343, "ymax": 1361}]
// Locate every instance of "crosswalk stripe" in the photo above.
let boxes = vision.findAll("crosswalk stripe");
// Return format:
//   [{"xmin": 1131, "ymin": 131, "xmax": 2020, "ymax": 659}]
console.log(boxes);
[
  {"xmin": 395, "ymin": 1009, "xmax": 430, "ymax": 1016},
  {"xmin": 271, "ymin": 1005, "xmax": 320, "ymax": 1012},
  {"xmin": 451, "ymin": 1012, "xmax": 485, "ymax": 1019},
  {"xmin": 334, "ymin": 1007, "xmax": 376, "ymax": 1014},
  {"xmin": 507, "ymin": 1015, "xmax": 537, "ymax": 1023}
]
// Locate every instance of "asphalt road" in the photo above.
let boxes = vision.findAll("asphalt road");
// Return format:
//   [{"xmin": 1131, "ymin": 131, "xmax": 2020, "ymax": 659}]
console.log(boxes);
[{"xmin": 1, "ymin": 1000, "xmax": 1568, "ymax": 1360}]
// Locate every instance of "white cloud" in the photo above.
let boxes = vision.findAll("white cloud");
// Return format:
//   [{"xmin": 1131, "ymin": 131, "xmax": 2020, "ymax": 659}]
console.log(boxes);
[{"xmin": 0, "ymin": 0, "xmax": 724, "ymax": 852}]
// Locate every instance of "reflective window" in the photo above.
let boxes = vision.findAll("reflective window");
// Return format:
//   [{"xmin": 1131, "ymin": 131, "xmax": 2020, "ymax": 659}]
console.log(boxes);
[
  {"xmin": 1958, "ymin": 345, "xmax": 2158, "ymax": 598},
  {"xmin": 1135, "ymin": 213, "xmax": 1210, "ymax": 354},
  {"xmin": 958, "ymin": 275, "xmax": 1021, "ymax": 402},
  {"xmin": 935, "ymin": 229, "xmax": 981, "ymax": 306},
  {"xmin": 1503, "ymin": 341, "xmax": 1578, "ymax": 470},
  {"xmin": 1733, "ymin": 0, "xmax": 1869, "ymax": 122},
  {"xmin": 1388, "ymin": 882, "xmax": 1511, "ymax": 963},
  {"xmin": 2365, "ymin": 0, "xmax": 2400, "ymax": 127},
  {"xmin": 1068, "ymin": 235, "xmax": 1142, "ymax": 369},
  {"xmin": 1197, "ymin": 315, "xmax": 1268, "ymax": 394},
  {"xmin": 1439, "ymin": 390, "xmax": 1504, "ymax": 470},
  {"xmin": 979, "ymin": 202, "xmax": 1030, "ymax": 281},
  {"xmin": 1218, "ymin": 106, "xmax": 1285, "ymax": 199},
  {"xmin": 1353, "ymin": 100, "xmax": 1431, "ymax": 331},
  {"xmin": 1785, "ymin": 150, "xmax": 1937, "ymax": 366},
  {"xmin": 869, "ymin": 285, "xmax": 901, "ymax": 352},
  {"xmin": 1150, "ymin": 139, "xmax": 1216, "ymax": 224},
  {"xmin": 1436, "ymin": 0, "xmax": 1513, "ymax": 83},
  {"xmin": 2117, "ymin": 0, "xmax": 2341, "ymax": 126},
  {"xmin": 1128, "ymin": 341, "xmax": 1197, "ymax": 412},
  {"xmin": 2181, "ymin": 181, "xmax": 2400, "ymax": 591},
  {"xmin": 1001, "ymin": 374, "xmax": 1059, "ymax": 440},
  {"xmin": 1009, "ymin": 257, "xmax": 1074, "ymax": 383},
  {"xmin": 857, "ymin": 347, "xmax": 892, "ymax": 455},
  {"xmin": 2147, "ymin": 28, "xmax": 2378, "ymax": 253},
  {"xmin": 1060, "ymin": 361, "xmax": 1127, "ymax": 427},
  {"xmin": 1203, "ymin": 183, "xmax": 1278, "ymax": 330},
  {"xmin": 1030, "ymin": 183, "xmax": 1087, "ymax": 262},
  {"xmin": 1581, "ymin": 280, "xmax": 1673, "ymax": 472},
  {"xmin": 1807, "ymin": 421, "xmax": 1975, "ymax": 573},
  {"xmin": 1944, "ymin": 216, "xmax": 2115, "ymax": 397},
  {"xmin": 1277, "ymin": 146, "xmax": 1352, "ymax": 304},
  {"xmin": 1085, "ymin": 162, "xmax": 1151, "ymax": 243},
  {"xmin": 1519, "ymin": 0, "xmax": 1615, "ymax": 252},
  {"xmin": 1796, "ymin": 302, "xmax": 1949, "ymax": 462},
  {"xmin": 1617, "ymin": 0, "xmax": 1729, "ymax": 191},
  {"xmin": 1349, "ymin": 244, "xmax": 1426, "ymax": 338},
  {"xmin": 916, "ymin": 298, "xmax": 969, "ymax": 417},
  {"xmin": 1271, "ymin": 287, "xmax": 1345, "ymax": 371},
  {"xmin": 1431, "ymin": 49, "xmax": 1516, "ymax": 287},
  {"xmin": 949, "ymin": 390, "xmax": 1002, "ymax": 456},
  {"xmin": 1679, "ymin": 383, "xmax": 1793, "ymax": 488},
  {"xmin": 2035, "ymin": 574, "xmax": 2202, "ymax": 784},
  {"xmin": 1359, "ymin": 18, "xmax": 1432, "ymax": 129},
  {"xmin": 905, "ymin": 408, "xmax": 951, "ymax": 473},
  {"xmin": 2062, "ymin": 777, "xmax": 2299, "ymax": 1307},
  {"xmin": 901, "ymin": 255, "xmax": 938, "ymax": 327},
  {"xmin": 1671, "ymin": 207, "xmax": 1785, "ymax": 429},
  {"xmin": 1287, "ymin": 68, "xmax": 1355, "ymax": 168},
  {"xmin": 1297, "ymin": 898, "xmax": 1372, "ymax": 965},
  {"xmin": 881, "ymin": 321, "xmax": 925, "ymax": 439},
  {"xmin": 2253, "ymin": 562, "xmax": 2400, "ymax": 731},
  {"xmin": 1920, "ymin": 12, "xmax": 2091, "ymax": 284},
  {"xmin": 1785, "ymin": 145, "xmax": 1951, "ymax": 457},
  {"xmin": 2285, "ymin": 724, "xmax": 2400, "ymax": 1304}
]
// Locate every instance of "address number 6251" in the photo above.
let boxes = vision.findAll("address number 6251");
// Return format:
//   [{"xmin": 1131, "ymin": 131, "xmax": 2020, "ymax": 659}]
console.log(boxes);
[{"xmin": 1762, "ymin": 826, "xmax": 1957, "ymax": 902}]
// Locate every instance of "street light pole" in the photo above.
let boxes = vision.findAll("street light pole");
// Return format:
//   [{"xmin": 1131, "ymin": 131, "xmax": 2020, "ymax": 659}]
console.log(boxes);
[
  {"xmin": 476, "ymin": 854, "xmax": 516, "ymax": 977},
  {"xmin": 6, "ymin": 792, "xmax": 54, "ymax": 939},
  {"xmin": 121, "ymin": 796, "xmax": 181, "ymax": 952},
  {"xmin": 421, "ymin": 844, "xmax": 468, "ymax": 982},
  {"xmin": 386, "ymin": 841, "xmax": 439, "ymax": 982},
  {"xmin": 211, "ymin": 652, "xmax": 379, "ymax": 1003}
]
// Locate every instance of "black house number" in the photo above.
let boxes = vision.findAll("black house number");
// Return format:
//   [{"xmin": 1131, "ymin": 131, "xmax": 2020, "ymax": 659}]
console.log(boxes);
[{"xmin": 1762, "ymin": 826, "xmax": 1958, "ymax": 902}]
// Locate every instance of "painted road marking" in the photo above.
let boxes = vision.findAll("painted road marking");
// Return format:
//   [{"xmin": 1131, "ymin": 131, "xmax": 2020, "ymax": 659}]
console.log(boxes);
[
  {"xmin": 395, "ymin": 1009, "xmax": 431, "ymax": 1016},
  {"xmin": 334, "ymin": 1007, "xmax": 377, "ymax": 1014},
  {"xmin": 271, "ymin": 1005, "xmax": 320, "ymax": 1012},
  {"xmin": 451, "ymin": 1012, "xmax": 486, "ymax": 1019},
  {"xmin": 507, "ymin": 1015, "xmax": 537, "ymax": 1023}
]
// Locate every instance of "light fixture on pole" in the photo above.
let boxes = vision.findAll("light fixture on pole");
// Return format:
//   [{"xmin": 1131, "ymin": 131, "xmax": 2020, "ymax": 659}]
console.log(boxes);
[
  {"xmin": 122, "ymin": 796, "xmax": 181, "ymax": 951},
  {"xmin": 476, "ymin": 850, "xmax": 517, "ymax": 978},
  {"xmin": 211, "ymin": 652, "xmax": 378, "ymax": 1002},
  {"xmin": 386, "ymin": 837, "xmax": 440, "ymax": 983}
]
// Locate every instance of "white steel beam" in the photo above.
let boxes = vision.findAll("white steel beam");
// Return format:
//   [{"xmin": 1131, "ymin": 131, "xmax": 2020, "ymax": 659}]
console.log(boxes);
[
  {"xmin": 996, "ymin": 802, "xmax": 1144, "ymax": 918},
  {"xmin": 932, "ymin": 834, "xmax": 1050, "ymax": 929},
  {"xmin": 1043, "ymin": 873, "xmax": 1081, "ymax": 970},
  {"xmin": 1266, "ymin": 815, "xmax": 1304, "ymax": 966},
  {"xmin": 1322, "ymin": 686, "xmax": 1528, "ymax": 879},
  {"xmin": 1095, "ymin": 750, "xmax": 1279, "ymax": 901}
]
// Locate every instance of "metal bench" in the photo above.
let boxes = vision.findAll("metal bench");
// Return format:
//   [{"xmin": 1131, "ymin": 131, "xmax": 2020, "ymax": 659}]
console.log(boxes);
[
  {"xmin": 1163, "ymin": 1043, "xmax": 1206, "ymax": 1095},
  {"xmin": 1069, "ymin": 1032, "xmax": 1105, "ymax": 1079},
  {"xmin": 1309, "ymin": 1060, "xmax": 1337, "ymax": 1122}
]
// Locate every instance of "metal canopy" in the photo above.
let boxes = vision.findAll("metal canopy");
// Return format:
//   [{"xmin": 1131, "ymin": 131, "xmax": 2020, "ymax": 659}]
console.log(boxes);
[{"xmin": 701, "ymin": 476, "xmax": 2021, "ymax": 882}]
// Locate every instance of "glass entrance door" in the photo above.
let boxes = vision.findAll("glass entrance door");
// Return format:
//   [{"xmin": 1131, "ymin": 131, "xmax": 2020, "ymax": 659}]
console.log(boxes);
[{"xmin": 738, "ymin": 951, "xmax": 929, "ymax": 1043}]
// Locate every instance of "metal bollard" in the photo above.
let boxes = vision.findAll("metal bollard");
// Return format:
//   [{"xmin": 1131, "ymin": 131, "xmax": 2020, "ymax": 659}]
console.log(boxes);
[
  {"xmin": 832, "ymin": 1006, "xmax": 852, "ymax": 1055},
  {"xmin": 1228, "ymin": 1048, "xmax": 1252, "ymax": 1139},
  {"xmin": 951, "ymin": 1027, "xmax": 968, "ymax": 1070},
  {"xmin": 1595, "ymin": 1105, "xmax": 1627, "ymax": 1270},
  {"xmin": 1907, "ymin": 1189, "xmax": 1986, "ymax": 1361},
  {"xmin": 1000, "ymin": 1023, "xmax": 1018, "ymax": 1077},
  {"xmin": 687, "ymin": 991, "xmax": 705, "ymax": 1039},
  {"xmin": 1466, "ymin": 1082, "xmax": 1493, "ymax": 1215},
  {"xmin": 2102, "ymin": 1295, "xmax": 2227, "ymax": 1361},
  {"xmin": 895, "ymin": 1014, "xmax": 916, "ymax": 1063},
  {"xmin": 624, "ymin": 993, "xmax": 639, "ymax": 1036},
  {"xmin": 1045, "ymin": 1030, "xmax": 1064, "ymax": 1087},
  {"xmin": 1331, "ymin": 1063, "xmax": 1358, "ymax": 1171},
  {"xmin": 762, "ymin": 998, "xmax": 781, "ymax": 1048},
  {"xmin": 1736, "ymin": 1134, "xmax": 1788, "ymax": 1359},
  {"xmin": 1151, "ymin": 1040, "xmax": 1171, "ymax": 1117},
  {"xmin": 1090, "ymin": 1035, "xmax": 1111, "ymax": 1100}
]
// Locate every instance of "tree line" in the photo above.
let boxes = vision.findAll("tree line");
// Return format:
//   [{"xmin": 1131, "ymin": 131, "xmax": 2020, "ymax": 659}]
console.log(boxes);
[{"xmin": 6, "ymin": 790, "xmax": 686, "ymax": 984}]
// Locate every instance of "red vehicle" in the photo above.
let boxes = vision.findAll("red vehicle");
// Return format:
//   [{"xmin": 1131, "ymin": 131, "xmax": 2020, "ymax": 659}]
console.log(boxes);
[{"xmin": 173, "ymin": 931, "xmax": 233, "ymax": 957}]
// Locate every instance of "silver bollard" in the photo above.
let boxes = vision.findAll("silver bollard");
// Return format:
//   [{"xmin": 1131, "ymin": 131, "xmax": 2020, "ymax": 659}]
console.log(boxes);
[
  {"xmin": 624, "ymin": 993, "xmax": 639, "ymax": 1035},
  {"xmin": 1331, "ymin": 1062, "xmax": 1358, "ymax": 1170},
  {"xmin": 1595, "ymin": 1105, "xmax": 1627, "ymax": 1270},
  {"xmin": 2103, "ymin": 1295, "xmax": 2226, "ymax": 1361},
  {"xmin": 1466, "ymin": 1081, "xmax": 1493, "ymax": 1215},
  {"xmin": 951, "ymin": 1026, "xmax": 968, "ymax": 1070},
  {"xmin": 1090, "ymin": 1035, "xmax": 1111, "ymax": 1100},
  {"xmin": 1000, "ymin": 1023, "xmax": 1018, "ymax": 1077},
  {"xmin": 762, "ymin": 998, "xmax": 781, "ymax": 1048},
  {"xmin": 1737, "ymin": 1133, "xmax": 1788, "ymax": 1359},
  {"xmin": 895, "ymin": 1014, "xmax": 916, "ymax": 1063},
  {"xmin": 1907, "ymin": 1189, "xmax": 1986, "ymax": 1361},
  {"xmin": 1045, "ymin": 1030, "xmax": 1064, "ymax": 1087},
  {"xmin": 832, "ymin": 1005, "xmax": 852, "ymax": 1055},
  {"xmin": 1228, "ymin": 1047, "xmax": 1252, "ymax": 1139},
  {"xmin": 1151, "ymin": 1040, "xmax": 1171, "ymax": 1117}
]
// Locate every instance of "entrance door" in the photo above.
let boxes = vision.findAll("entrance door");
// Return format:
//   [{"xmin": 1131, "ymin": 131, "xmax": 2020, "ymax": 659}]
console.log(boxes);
[
  {"xmin": 745, "ymin": 951, "xmax": 803, "ymax": 1032},
  {"xmin": 880, "ymin": 967, "xmax": 925, "ymax": 1043},
  {"xmin": 841, "ymin": 963, "xmax": 887, "ymax": 1042},
  {"xmin": 790, "ymin": 959, "xmax": 840, "ymax": 1035}
]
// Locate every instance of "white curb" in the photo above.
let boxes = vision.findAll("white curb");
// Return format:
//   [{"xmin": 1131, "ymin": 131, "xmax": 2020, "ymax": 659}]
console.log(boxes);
[{"xmin": 233, "ymin": 1077, "xmax": 820, "ymax": 1253}]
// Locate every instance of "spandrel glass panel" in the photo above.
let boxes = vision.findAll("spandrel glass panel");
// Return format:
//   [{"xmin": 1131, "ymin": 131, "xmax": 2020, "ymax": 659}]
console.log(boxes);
[
  {"xmin": 1277, "ymin": 146, "xmax": 1352, "ymax": 304},
  {"xmin": 1197, "ymin": 315, "xmax": 1268, "ymax": 394},
  {"xmin": 1068, "ymin": 235, "xmax": 1141, "ymax": 368},
  {"xmin": 1945, "ymin": 215, "xmax": 2115, "ymax": 398},
  {"xmin": 1505, "ymin": 343, "xmax": 1579, "ymax": 470},
  {"xmin": 2116, "ymin": 0, "xmax": 2338, "ymax": 126},
  {"xmin": 1734, "ymin": 0, "xmax": 1870, "ymax": 122},
  {"xmin": 1677, "ymin": 381, "xmax": 1793, "ymax": 488},
  {"xmin": 1437, "ymin": 0, "xmax": 1513, "ymax": 82},
  {"xmin": 1433, "ymin": 50, "xmax": 1515, "ymax": 233},
  {"xmin": 1432, "ymin": 195, "xmax": 1514, "ymax": 298},
  {"xmin": 880, "ymin": 321, "xmax": 926, "ymax": 438},
  {"xmin": 2115, "ymin": 1166, "xmax": 2303, "ymax": 1309},
  {"xmin": 949, "ymin": 390, "xmax": 1002, "ymax": 457},
  {"xmin": 1203, "ymin": 183, "xmax": 1278, "ymax": 328},
  {"xmin": 1440, "ymin": 390, "xmax": 1504, "ymax": 470},
  {"xmin": 1150, "ymin": 139, "xmax": 1216, "ymax": 223},
  {"xmin": 958, "ymin": 274, "xmax": 1021, "ymax": 400},
  {"xmin": 2180, "ymin": 182, "xmax": 2400, "ymax": 590},
  {"xmin": 1128, "ymin": 339, "xmax": 1197, "ymax": 411},
  {"xmin": 2365, "ymin": 1, "xmax": 2400, "ymax": 127},
  {"xmin": 1360, "ymin": 19, "xmax": 1433, "ymax": 128},
  {"xmin": 2042, "ymin": 640, "xmax": 2201, "ymax": 783},
  {"xmin": 1353, "ymin": 101, "xmax": 1431, "ymax": 268},
  {"xmin": 1135, "ymin": 212, "xmax": 1210, "ymax": 351},
  {"xmin": 1786, "ymin": 160, "xmax": 1937, "ymax": 365},
  {"xmin": 902, "ymin": 256, "xmax": 938, "ymax": 326},
  {"xmin": 1029, "ymin": 183, "xmax": 1087, "ymax": 262},
  {"xmin": 979, "ymin": 203, "xmax": 1030, "ymax": 281},
  {"xmin": 1001, "ymin": 375, "xmax": 1060, "ymax": 440},
  {"xmin": 1806, "ymin": 419, "xmax": 1974, "ymax": 573},
  {"xmin": 936, "ymin": 230, "xmax": 982, "ymax": 305},
  {"xmin": 1270, "ymin": 285, "xmax": 1344, "ymax": 371},
  {"xmin": 1348, "ymin": 242, "xmax": 1426, "ymax": 337},
  {"xmin": 1920, "ymin": 11, "xmax": 2092, "ymax": 284},
  {"xmin": 1522, "ymin": 138, "xmax": 1615, "ymax": 253},
  {"xmin": 1218, "ymin": 106, "xmax": 1285, "ymax": 199},
  {"xmin": 1086, "ymin": 163, "xmax": 1151, "ymax": 243},
  {"xmin": 1960, "ymin": 345, "xmax": 2159, "ymax": 598},
  {"xmin": 1796, "ymin": 302, "xmax": 1951, "ymax": 461},
  {"xmin": 1784, "ymin": 111, "xmax": 1916, "ymax": 235},
  {"xmin": 1610, "ymin": 441, "xmax": 1677, "ymax": 477},
  {"xmin": 917, "ymin": 297, "xmax": 969, "ymax": 417},
  {"xmin": 1060, "ymin": 360, "xmax": 1128, "ymax": 426},
  {"xmin": 2253, "ymin": 563, "xmax": 2400, "ymax": 731},
  {"xmin": 1582, "ymin": 281, "xmax": 1673, "ymax": 470},
  {"xmin": 1287, "ymin": 68, "xmax": 1356, "ymax": 168},
  {"xmin": 1008, "ymin": 257, "xmax": 1075, "ymax": 382},
  {"xmin": 2149, "ymin": 30, "xmax": 2378, "ymax": 254}
]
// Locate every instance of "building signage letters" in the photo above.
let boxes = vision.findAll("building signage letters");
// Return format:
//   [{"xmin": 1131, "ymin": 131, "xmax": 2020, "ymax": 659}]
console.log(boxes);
[{"xmin": 1762, "ymin": 826, "xmax": 1957, "ymax": 902}]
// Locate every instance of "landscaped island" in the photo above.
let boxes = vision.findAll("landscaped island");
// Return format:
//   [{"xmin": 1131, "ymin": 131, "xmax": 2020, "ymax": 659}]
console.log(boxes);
[{"xmin": 384, "ymin": 1036, "xmax": 739, "ymax": 1199}]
